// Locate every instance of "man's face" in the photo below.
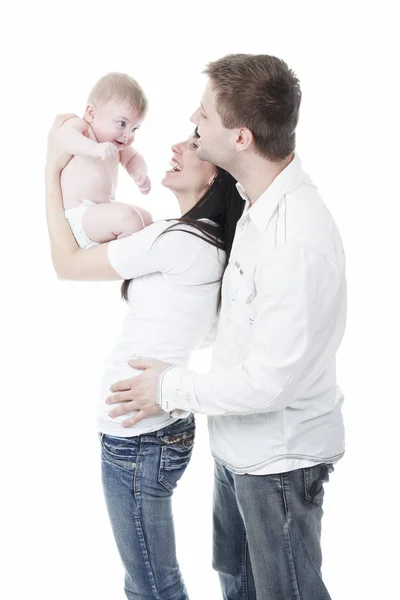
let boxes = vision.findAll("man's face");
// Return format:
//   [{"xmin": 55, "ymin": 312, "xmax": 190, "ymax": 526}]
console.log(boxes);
[{"xmin": 190, "ymin": 81, "xmax": 236, "ymax": 170}]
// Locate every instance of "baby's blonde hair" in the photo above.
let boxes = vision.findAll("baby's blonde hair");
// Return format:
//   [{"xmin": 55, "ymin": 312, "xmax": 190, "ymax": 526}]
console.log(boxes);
[{"xmin": 88, "ymin": 72, "xmax": 148, "ymax": 117}]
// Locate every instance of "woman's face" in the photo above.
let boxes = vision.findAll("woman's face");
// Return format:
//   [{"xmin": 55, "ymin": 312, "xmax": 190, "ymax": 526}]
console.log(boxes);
[{"xmin": 162, "ymin": 135, "xmax": 217, "ymax": 209}]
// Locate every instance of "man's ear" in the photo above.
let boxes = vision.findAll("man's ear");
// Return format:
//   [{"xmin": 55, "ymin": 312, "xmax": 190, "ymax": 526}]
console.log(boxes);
[
  {"xmin": 235, "ymin": 127, "xmax": 254, "ymax": 152},
  {"xmin": 85, "ymin": 103, "xmax": 96, "ymax": 123}
]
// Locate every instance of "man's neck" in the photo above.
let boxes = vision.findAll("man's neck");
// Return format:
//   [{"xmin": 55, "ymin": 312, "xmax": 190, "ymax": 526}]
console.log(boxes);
[{"xmin": 233, "ymin": 153, "xmax": 294, "ymax": 206}]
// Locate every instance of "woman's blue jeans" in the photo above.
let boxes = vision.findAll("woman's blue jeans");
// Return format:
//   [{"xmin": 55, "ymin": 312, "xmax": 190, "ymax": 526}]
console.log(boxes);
[{"xmin": 99, "ymin": 415, "xmax": 195, "ymax": 600}]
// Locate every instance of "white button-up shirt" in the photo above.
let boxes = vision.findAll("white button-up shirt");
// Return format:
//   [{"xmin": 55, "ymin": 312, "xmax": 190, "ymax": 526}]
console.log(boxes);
[{"xmin": 159, "ymin": 155, "xmax": 347, "ymax": 475}]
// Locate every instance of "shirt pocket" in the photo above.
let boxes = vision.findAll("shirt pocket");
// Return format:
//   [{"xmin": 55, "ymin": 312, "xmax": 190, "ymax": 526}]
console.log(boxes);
[
  {"xmin": 228, "ymin": 263, "xmax": 256, "ymax": 324},
  {"xmin": 221, "ymin": 264, "xmax": 256, "ymax": 362}
]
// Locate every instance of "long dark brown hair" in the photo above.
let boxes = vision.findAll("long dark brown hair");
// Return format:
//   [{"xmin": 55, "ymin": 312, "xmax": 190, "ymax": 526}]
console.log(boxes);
[{"xmin": 121, "ymin": 134, "xmax": 245, "ymax": 301}]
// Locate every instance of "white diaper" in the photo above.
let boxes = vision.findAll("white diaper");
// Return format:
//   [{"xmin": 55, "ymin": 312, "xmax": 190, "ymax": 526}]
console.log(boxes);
[{"xmin": 64, "ymin": 199, "xmax": 99, "ymax": 250}]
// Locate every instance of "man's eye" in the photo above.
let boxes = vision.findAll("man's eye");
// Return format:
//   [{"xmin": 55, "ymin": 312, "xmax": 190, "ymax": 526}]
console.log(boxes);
[
  {"xmin": 191, "ymin": 143, "xmax": 199, "ymax": 150},
  {"xmin": 118, "ymin": 121, "xmax": 126, "ymax": 127}
]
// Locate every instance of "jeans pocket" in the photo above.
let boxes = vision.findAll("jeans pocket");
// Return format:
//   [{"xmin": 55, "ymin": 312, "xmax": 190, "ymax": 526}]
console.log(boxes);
[
  {"xmin": 100, "ymin": 434, "xmax": 138, "ymax": 470},
  {"xmin": 303, "ymin": 463, "xmax": 334, "ymax": 506},
  {"xmin": 158, "ymin": 430, "xmax": 195, "ymax": 492}
]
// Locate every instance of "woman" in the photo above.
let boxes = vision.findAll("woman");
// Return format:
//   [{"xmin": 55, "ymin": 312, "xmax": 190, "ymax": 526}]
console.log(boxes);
[{"xmin": 45, "ymin": 115, "xmax": 245, "ymax": 600}]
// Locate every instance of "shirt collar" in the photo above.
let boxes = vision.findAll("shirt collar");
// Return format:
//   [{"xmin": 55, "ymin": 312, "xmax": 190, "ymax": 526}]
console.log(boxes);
[{"xmin": 235, "ymin": 154, "xmax": 313, "ymax": 232}]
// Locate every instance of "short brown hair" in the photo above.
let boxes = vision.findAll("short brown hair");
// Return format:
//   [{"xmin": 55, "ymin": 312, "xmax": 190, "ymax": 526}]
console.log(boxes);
[
  {"xmin": 205, "ymin": 54, "xmax": 301, "ymax": 161},
  {"xmin": 88, "ymin": 72, "xmax": 148, "ymax": 117}
]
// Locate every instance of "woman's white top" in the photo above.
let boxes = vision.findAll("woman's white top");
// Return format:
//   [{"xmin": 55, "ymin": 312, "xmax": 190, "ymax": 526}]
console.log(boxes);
[{"xmin": 97, "ymin": 219, "xmax": 225, "ymax": 437}]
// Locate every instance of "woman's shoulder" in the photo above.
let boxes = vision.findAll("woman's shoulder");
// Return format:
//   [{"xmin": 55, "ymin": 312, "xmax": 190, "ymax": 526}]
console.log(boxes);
[
  {"xmin": 150, "ymin": 219, "xmax": 222, "ymax": 251},
  {"xmin": 151, "ymin": 219, "xmax": 226, "ymax": 276}
]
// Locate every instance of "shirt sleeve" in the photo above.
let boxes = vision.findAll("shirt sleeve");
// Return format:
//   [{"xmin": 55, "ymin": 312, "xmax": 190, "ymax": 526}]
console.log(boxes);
[
  {"xmin": 158, "ymin": 243, "xmax": 343, "ymax": 415},
  {"xmin": 108, "ymin": 220, "xmax": 202, "ymax": 280}
]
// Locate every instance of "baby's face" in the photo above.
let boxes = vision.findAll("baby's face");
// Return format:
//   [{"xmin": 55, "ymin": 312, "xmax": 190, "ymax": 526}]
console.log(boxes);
[{"xmin": 89, "ymin": 100, "xmax": 143, "ymax": 150}]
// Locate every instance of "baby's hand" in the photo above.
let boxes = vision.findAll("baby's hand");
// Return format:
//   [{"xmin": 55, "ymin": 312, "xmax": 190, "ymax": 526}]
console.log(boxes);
[
  {"xmin": 135, "ymin": 174, "xmax": 151, "ymax": 195},
  {"xmin": 93, "ymin": 142, "xmax": 118, "ymax": 161}
]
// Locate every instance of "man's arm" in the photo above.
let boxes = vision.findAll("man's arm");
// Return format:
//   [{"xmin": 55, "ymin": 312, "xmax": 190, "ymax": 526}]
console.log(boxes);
[
  {"xmin": 158, "ymin": 243, "xmax": 342, "ymax": 416},
  {"xmin": 107, "ymin": 242, "xmax": 343, "ymax": 426}
]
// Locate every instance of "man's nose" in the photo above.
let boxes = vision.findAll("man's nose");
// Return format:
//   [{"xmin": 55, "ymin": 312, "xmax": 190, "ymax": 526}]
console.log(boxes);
[{"xmin": 190, "ymin": 107, "xmax": 201, "ymax": 125}]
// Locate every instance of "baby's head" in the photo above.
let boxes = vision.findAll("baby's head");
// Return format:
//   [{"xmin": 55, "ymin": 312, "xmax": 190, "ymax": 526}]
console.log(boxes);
[{"xmin": 85, "ymin": 72, "xmax": 147, "ymax": 150}]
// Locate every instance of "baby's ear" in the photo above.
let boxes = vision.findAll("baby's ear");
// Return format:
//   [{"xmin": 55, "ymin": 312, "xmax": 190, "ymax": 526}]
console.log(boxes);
[{"xmin": 85, "ymin": 103, "xmax": 96, "ymax": 123}]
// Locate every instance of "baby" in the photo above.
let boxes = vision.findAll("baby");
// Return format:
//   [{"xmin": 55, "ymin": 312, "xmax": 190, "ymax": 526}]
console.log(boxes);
[{"xmin": 57, "ymin": 72, "xmax": 153, "ymax": 249}]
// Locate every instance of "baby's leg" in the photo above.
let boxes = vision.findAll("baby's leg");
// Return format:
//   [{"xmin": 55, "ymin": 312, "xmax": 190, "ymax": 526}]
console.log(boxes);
[
  {"xmin": 81, "ymin": 202, "xmax": 150, "ymax": 243},
  {"xmin": 135, "ymin": 206, "xmax": 153, "ymax": 227}
]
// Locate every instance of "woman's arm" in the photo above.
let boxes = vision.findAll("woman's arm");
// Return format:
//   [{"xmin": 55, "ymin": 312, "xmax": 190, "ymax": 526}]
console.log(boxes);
[
  {"xmin": 46, "ymin": 115, "xmax": 205, "ymax": 284},
  {"xmin": 45, "ymin": 114, "xmax": 121, "ymax": 281},
  {"xmin": 45, "ymin": 171, "xmax": 121, "ymax": 281}
]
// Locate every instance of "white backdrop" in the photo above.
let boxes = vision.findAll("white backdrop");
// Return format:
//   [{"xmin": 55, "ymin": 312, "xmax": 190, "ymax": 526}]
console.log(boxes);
[{"xmin": 1, "ymin": 1, "xmax": 399, "ymax": 598}]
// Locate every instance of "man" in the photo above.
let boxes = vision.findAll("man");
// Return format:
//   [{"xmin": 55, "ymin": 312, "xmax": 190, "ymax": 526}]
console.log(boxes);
[{"xmin": 107, "ymin": 54, "xmax": 346, "ymax": 600}]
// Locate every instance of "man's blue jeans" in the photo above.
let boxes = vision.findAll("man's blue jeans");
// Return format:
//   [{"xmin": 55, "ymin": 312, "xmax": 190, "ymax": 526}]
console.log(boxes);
[
  {"xmin": 99, "ymin": 415, "xmax": 195, "ymax": 600},
  {"xmin": 213, "ymin": 460, "xmax": 334, "ymax": 600}
]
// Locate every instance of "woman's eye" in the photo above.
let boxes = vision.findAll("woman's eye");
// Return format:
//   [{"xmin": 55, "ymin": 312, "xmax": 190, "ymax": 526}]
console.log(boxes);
[
  {"xmin": 191, "ymin": 143, "xmax": 199, "ymax": 150},
  {"xmin": 118, "ymin": 121, "xmax": 126, "ymax": 127}
]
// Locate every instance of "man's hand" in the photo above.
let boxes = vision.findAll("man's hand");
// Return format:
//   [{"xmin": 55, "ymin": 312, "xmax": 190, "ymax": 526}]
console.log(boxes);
[
  {"xmin": 46, "ymin": 113, "xmax": 77, "ymax": 174},
  {"xmin": 106, "ymin": 358, "xmax": 170, "ymax": 428}
]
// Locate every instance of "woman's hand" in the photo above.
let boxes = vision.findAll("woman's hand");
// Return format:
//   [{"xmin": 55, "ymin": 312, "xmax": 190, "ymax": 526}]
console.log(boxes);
[{"xmin": 45, "ymin": 113, "xmax": 77, "ymax": 175}]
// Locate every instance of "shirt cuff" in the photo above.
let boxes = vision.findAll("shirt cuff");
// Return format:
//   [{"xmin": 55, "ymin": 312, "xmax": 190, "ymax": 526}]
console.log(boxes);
[{"xmin": 157, "ymin": 366, "xmax": 194, "ymax": 413}]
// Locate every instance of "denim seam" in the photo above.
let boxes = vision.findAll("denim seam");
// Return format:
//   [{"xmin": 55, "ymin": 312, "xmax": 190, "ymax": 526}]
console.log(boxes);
[
  {"xmin": 158, "ymin": 446, "xmax": 173, "ymax": 492},
  {"xmin": 131, "ymin": 443, "xmax": 163, "ymax": 600},
  {"xmin": 134, "ymin": 453, "xmax": 141, "ymax": 497},
  {"xmin": 131, "ymin": 512, "xmax": 162, "ymax": 600},
  {"xmin": 241, "ymin": 534, "xmax": 249, "ymax": 600},
  {"xmin": 281, "ymin": 473, "xmax": 302, "ymax": 600}
]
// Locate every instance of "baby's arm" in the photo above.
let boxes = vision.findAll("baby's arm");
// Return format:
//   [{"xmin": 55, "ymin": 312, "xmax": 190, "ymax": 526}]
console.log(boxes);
[
  {"xmin": 56, "ymin": 118, "xmax": 118, "ymax": 160},
  {"xmin": 120, "ymin": 147, "xmax": 151, "ymax": 195}
]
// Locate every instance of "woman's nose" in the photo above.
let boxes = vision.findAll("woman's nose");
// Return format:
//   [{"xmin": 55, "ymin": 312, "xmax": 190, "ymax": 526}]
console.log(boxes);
[{"xmin": 171, "ymin": 143, "xmax": 181, "ymax": 154}]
